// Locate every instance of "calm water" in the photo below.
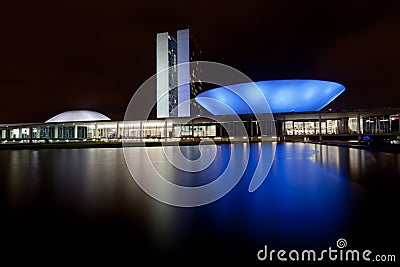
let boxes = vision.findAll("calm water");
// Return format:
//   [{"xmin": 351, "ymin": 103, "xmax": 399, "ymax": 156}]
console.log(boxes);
[{"xmin": 0, "ymin": 143, "xmax": 399, "ymax": 264}]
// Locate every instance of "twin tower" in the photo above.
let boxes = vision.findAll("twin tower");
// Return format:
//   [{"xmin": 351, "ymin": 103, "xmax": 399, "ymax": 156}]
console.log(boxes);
[{"xmin": 156, "ymin": 29, "xmax": 202, "ymax": 118}]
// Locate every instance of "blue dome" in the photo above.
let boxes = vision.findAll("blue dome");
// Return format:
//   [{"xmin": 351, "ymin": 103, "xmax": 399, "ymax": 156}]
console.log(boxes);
[
  {"xmin": 46, "ymin": 110, "xmax": 111, "ymax": 123},
  {"xmin": 195, "ymin": 79, "xmax": 345, "ymax": 115}
]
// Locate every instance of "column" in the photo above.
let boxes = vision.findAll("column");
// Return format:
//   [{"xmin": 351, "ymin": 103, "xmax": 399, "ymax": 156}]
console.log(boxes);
[
  {"xmin": 342, "ymin": 118, "xmax": 345, "ymax": 134},
  {"xmin": 368, "ymin": 116, "xmax": 371, "ymax": 133},
  {"xmin": 164, "ymin": 119, "xmax": 168, "ymax": 139},
  {"xmin": 191, "ymin": 120, "xmax": 194, "ymax": 138},
  {"xmin": 117, "ymin": 122, "xmax": 120, "ymax": 139},
  {"xmin": 313, "ymin": 121, "xmax": 316, "ymax": 135},
  {"xmin": 326, "ymin": 121, "xmax": 328, "ymax": 135},
  {"xmin": 95, "ymin": 123, "xmax": 98, "ymax": 139},
  {"xmin": 139, "ymin": 121, "xmax": 143, "ymax": 140},
  {"xmin": 283, "ymin": 116, "xmax": 286, "ymax": 136},
  {"xmin": 292, "ymin": 121, "xmax": 295, "ymax": 135},
  {"xmin": 74, "ymin": 125, "xmax": 78, "ymax": 138},
  {"xmin": 126, "ymin": 124, "xmax": 130, "ymax": 138},
  {"xmin": 54, "ymin": 125, "xmax": 58, "ymax": 138},
  {"xmin": 29, "ymin": 127, "xmax": 33, "ymax": 143},
  {"xmin": 357, "ymin": 114, "xmax": 362, "ymax": 141}
]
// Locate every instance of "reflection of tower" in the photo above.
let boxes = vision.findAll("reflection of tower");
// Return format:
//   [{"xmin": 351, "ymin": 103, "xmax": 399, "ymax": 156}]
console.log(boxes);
[{"xmin": 156, "ymin": 28, "xmax": 202, "ymax": 118}]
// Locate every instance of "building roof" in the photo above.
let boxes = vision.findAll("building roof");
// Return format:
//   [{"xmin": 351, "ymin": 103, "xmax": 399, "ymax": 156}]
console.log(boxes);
[
  {"xmin": 46, "ymin": 110, "xmax": 111, "ymax": 123},
  {"xmin": 195, "ymin": 79, "xmax": 345, "ymax": 115}
]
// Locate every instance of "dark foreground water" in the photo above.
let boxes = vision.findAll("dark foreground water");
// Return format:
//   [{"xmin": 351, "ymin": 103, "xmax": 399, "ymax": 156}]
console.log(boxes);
[{"xmin": 0, "ymin": 143, "xmax": 399, "ymax": 265}]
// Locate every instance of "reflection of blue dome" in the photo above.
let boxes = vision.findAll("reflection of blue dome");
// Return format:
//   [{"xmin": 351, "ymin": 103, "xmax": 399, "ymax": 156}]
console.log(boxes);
[
  {"xmin": 195, "ymin": 80, "xmax": 345, "ymax": 115},
  {"xmin": 46, "ymin": 110, "xmax": 111, "ymax": 123},
  {"xmin": 362, "ymin": 135, "xmax": 371, "ymax": 141}
]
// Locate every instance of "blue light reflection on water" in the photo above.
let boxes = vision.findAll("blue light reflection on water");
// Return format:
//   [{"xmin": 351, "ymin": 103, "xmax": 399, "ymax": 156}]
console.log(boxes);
[
  {"xmin": 191, "ymin": 143, "xmax": 354, "ymax": 249},
  {"xmin": 0, "ymin": 143, "xmax": 399, "ymax": 264}
]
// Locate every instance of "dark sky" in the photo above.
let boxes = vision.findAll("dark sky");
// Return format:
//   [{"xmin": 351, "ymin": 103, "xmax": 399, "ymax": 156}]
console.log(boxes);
[{"xmin": 1, "ymin": 0, "xmax": 400, "ymax": 123}]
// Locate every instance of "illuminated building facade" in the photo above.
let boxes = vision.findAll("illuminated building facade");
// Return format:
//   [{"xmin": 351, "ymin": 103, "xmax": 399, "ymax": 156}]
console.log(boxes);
[
  {"xmin": 156, "ymin": 32, "xmax": 178, "ymax": 118},
  {"xmin": 156, "ymin": 28, "xmax": 203, "ymax": 118},
  {"xmin": 1, "ymin": 107, "xmax": 399, "ymax": 143},
  {"xmin": 195, "ymin": 80, "xmax": 345, "ymax": 115},
  {"xmin": 1, "ymin": 29, "xmax": 399, "ymax": 144}
]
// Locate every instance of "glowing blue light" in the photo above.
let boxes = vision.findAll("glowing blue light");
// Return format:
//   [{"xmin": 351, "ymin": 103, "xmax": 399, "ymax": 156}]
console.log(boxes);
[
  {"xmin": 362, "ymin": 135, "xmax": 371, "ymax": 141},
  {"xmin": 195, "ymin": 80, "xmax": 345, "ymax": 115}
]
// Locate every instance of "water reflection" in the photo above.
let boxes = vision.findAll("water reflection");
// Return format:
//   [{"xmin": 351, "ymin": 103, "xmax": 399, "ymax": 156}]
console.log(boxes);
[
  {"xmin": 0, "ymin": 144, "xmax": 399, "ymax": 263},
  {"xmin": 147, "ymin": 143, "xmax": 353, "ymax": 250}
]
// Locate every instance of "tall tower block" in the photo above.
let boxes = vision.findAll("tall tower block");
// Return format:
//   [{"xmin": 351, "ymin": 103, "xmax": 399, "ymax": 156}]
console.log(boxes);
[{"xmin": 156, "ymin": 28, "xmax": 202, "ymax": 118}]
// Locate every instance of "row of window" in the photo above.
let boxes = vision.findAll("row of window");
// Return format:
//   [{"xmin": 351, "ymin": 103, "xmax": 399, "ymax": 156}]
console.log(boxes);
[
  {"xmin": 1, "ymin": 118, "xmax": 398, "ymax": 140},
  {"xmin": 39, "ymin": 126, "xmax": 88, "ymax": 138}
]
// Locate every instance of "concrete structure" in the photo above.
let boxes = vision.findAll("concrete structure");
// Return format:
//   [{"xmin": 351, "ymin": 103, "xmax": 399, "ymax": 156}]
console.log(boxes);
[
  {"xmin": 177, "ymin": 29, "xmax": 191, "ymax": 117},
  {"xmin": 1, "ymin": 108, "xmax": 399, "ymax": 144},
  {"xmin": 1, "ymin": 30, "xmax": 399, "ymax": 144},
  {"xmin": 195, "ymin": 79, "xmax": 345, "ymax": 114},
  {"xmin": 46, "ymin": 110, "xmax": 111, "ymax": 123},
  {"xmin": 156, "ymin": 28, "xmax": 202, "ymax": 118},
  {"xmin": 156, "ymin": 32, "xmax": 177, "ymax": 118}
]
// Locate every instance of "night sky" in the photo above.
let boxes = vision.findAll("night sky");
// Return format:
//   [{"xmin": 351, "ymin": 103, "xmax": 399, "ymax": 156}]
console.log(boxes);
[{"xmin": 1, "ymin": 0, "xmax": 399, "ymax": 123}]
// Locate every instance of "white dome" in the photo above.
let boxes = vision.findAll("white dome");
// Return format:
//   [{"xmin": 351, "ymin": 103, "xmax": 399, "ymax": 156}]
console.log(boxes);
[{"xmin": 46, "ymin": 110, "xmax": 111, "ymax": 123}]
